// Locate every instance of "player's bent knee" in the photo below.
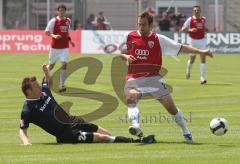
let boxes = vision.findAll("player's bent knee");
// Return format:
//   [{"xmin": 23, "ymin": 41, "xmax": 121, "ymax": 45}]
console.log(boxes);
[
  {"xmin": 97, "ymin": 127, "xmax": 111, "ymax": 136},
  {"xmin": 125, "ymin": 89, "xmax": 140, "ymax": 105},
  {"xmin": 93, "ymin": 133, "xmax": 110, "ymax": 143},
  {"xmin": 126, "ymin": 97, "xmax": 136, "ymax": 105}
]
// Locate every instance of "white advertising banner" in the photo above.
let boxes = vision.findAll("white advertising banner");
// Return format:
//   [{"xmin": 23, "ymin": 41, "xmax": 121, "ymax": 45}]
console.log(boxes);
[
  {"xmin": 81, "ymin": 30, "xmax": 128, "ymax": 54},
  {"xmin": 0, "ymin": 30, "xmax": 81, "ymax": 53},
  {"xmin": 0, "ymin": 30, "xmax": 239, "ymax": 54},
  {"xmin": 172, "ymin": 32, "xmax": 240, "ymax": 53},
  {"xmin": 81, "ymin": 30, "xmax": 240, "ymax": 54}
]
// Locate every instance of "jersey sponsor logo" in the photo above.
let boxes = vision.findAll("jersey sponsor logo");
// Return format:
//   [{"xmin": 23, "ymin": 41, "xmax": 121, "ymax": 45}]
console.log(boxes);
[
  {"xmin": 135, "ymin": 49, "xmax": 149, "ymax": 60},
  {"xmin": 40, "ymin": 97, "xmax": 51, "ymax": 112},
  {"xmin": 196, "ymin": 22, "xmax": 204, "ymax": 29},
  {"xmin": 135, "ymin": 49, "xmax": 149, "ymax": 56},
  {"xmin": 148, "ymin": 41, "xmax": 154, "ymax": 48},
  {"xmin": 60, "ymin": 26, "xmax": 68, "ymax": 32}
]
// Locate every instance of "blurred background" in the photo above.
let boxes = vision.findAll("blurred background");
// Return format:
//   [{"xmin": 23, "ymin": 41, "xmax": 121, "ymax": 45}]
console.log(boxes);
[{"xmin": 0, "ymin": 0, "xmax": 239, "ymax": 32}]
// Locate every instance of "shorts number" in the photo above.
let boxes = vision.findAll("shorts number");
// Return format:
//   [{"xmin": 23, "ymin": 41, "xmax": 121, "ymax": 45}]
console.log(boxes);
[{"xmin": 78, "ymin": 132, "xmax": 87, "ymax": 141}]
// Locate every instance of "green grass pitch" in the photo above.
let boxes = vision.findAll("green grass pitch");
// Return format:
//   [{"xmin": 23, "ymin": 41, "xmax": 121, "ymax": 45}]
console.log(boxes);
[{"xmin": 0, "ymin": 53, "xmax": 240, "ymax": 163}]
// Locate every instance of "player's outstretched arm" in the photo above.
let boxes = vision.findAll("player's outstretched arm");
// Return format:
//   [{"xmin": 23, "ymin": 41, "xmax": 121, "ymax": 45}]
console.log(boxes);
[
  {"xmin": 19, "ymin": 128, "xmax": 31, "ymax": 145},
  {"xmin": 180, "ymin": 44, "xmax": 213, "ymax": 58},
  {"xmin": 42, "ymin": 64, "xmax": 52, "ymax": 87}
]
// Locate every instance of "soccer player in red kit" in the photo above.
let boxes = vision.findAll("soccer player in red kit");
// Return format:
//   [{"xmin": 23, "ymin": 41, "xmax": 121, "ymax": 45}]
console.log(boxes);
[
  {"xmin": 45, "ymin": 4, "xmax": 75, "ymax": 92},
  {"xmin": 121, "ymin": 12, "xmax": 213, "ymax": 143},
  {"xmin": 181, "ymin": 5, "xmax": 209, "ymax": 84}
]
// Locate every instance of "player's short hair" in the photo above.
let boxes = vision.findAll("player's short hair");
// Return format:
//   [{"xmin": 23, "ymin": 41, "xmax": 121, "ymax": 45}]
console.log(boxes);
[
  {"xmin": 57, "ymin": 4, "xmax": 67, "ymax": 11},
  {"xmin": 139, "ymin": 11, "xmax": 153, "ymax": 25},
  {"xmin": 192, "ymin": 5, "xmax": 201, "ymax": 11},
  {"xmin": 21, "ymin": 76, "xmax": 37, "ymax": 97}
]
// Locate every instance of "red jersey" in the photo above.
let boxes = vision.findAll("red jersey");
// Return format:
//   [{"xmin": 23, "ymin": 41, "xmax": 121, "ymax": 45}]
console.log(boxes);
[
  {"xmin": 126, "ymin": 31, "xmax": 162, "ymax": 80},
  {"xmin": 189, "ymin": 16, "xmax": 206, "ymax": 39},
  {"xmin": 51, "ymin": 17, "xmax": 71, "ymax": 49}
]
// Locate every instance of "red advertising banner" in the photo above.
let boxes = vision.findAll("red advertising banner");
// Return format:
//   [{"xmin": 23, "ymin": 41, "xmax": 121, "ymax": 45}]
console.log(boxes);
[{"xmin": 0, "ymin": 30, "xmax": 81, "ymax": 53}]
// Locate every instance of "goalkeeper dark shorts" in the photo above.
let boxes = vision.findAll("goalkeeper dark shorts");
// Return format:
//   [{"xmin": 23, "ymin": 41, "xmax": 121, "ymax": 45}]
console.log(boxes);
[{"xmin": 56, "ymin": 121, "xmax": 98, "ymax": 143}]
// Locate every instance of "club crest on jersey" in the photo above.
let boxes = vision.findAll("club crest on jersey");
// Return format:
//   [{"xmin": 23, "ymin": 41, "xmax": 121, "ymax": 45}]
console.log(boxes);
[{"xmin": 148, "ymin": 41, "xmax": 154, "ymax": 48}]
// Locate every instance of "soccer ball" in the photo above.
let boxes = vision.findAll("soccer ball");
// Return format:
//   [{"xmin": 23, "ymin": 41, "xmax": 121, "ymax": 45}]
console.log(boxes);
[{"xmin": 210, "ymin": 118, "xmax": 228, "ymax": 136}]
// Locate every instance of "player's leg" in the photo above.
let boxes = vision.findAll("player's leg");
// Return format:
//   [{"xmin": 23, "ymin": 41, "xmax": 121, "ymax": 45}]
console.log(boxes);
[
  {"xmin": 48, "ymin": 48, "xmax": 59, "ymax": 71},
  {"xmin": 124, "ymin": 88, "xmax": 143, "ymax": 137},
  {"xmin": 48, "ymin": 63, "xmax": 55, "ymax": 70},
  {"xmin": 186, "ymin": 54, "xmax": 196, "ymax": 79},
  {"xmin": 71, "ymin": 123, "xmax": 156, "ymax": 143},
  {"xmin": 92, "ymin": 133, "xmax": 156, "ymax": 143},
  {"xmin": 200, "ymin": 54, "xmax": 207, "ymax": 84},
  {"xmin": 199, "ymin": 39, "xmax": 208, "ymax": 84},
  {"xmin": 59, "ymin": 61, "xmax": 67, "ymax": 92},
  {"xmin": 59, "ymin": 48, "xmax": 69, "ymax": 92},
  {"xmin": 96, "ymin": 126, "xmax": 111, "ymax": 136},
  {"xmin": 76, "ymin": 121, "xmax": 155, "ymax": 143},
  {"xmin": 186, "ymin": 39, "xmax": 198, "ymax": 80},
  {"xmin": 72, "ymin": 121, "xmax": 111, "ymax": 136},
  {"xmin": 47, "ymin": 48, "xmax": 58, "ymax": 87},
  {"xmin": 73, "ymin": 123, "xmax": 148, "ymax": 142},
  {"xmin": 47, "ymin": 63, "xmax": 55, "ymax": 87},
  {"xmin": 157, "ymin": 94, "xmax": 193, "ymax": 143},
  {"xmin": 69, "ymin": 131, "xmax": 155, "ymax": 143}
]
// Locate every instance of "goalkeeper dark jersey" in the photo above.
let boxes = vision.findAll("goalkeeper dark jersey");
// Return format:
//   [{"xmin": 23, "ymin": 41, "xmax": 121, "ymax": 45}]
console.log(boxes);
[{"xmin": 20, "ymin": 83, "xmax": 83, "ymax": 137}]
